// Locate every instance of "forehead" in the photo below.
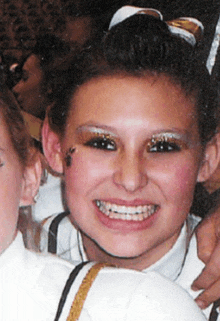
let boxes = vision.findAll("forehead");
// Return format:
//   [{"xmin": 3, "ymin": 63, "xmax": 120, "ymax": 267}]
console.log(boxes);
[{"xmin": 68, "ymin": 74, "xmax": 197, "ymax": 128}]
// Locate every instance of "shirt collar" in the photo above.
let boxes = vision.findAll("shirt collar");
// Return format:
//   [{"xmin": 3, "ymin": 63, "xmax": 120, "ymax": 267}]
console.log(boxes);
[
  {"xmin": 77, "ymin": 223, "xmax": 188, "ymax": 281},
  {"xmin": 143, "ymin": 223, "xmax": 188, "ymax": 280}
]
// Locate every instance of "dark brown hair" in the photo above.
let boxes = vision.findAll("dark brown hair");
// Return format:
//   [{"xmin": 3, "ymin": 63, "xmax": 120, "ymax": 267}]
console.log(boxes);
[{"xmin": 48, "ymin": 14, "xmax": 219, "ymax": 146}]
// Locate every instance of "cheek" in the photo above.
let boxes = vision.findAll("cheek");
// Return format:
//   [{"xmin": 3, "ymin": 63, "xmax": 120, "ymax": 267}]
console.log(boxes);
[
  {"xmin": 2, "ymin": 169, "xmax": 24, "ymax": 204},
  {"xmin": 0, "ymin": 169, "xmax": 23, "ymax": 253},
  {"xmin": 157, "ymin": 156, "xmax": 200, "ymax": 203},
  {"xmin": 64, "ymin": 151, "xmax": 114, "ymax": 194}
]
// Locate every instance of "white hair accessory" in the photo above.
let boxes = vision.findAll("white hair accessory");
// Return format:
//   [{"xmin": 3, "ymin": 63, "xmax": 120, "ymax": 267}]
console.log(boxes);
[
  {"xmin": 109, "ymin": 5, "xmax": 163, "ymax": 29},
  {"xmin": 109, "ymin": 5, "xmax": 204, "ymax": 47}
]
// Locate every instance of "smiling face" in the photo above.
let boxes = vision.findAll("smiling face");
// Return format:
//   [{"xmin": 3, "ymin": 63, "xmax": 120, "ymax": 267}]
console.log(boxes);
[{"xmin": 48, "ymin": 74, "xmax": 214, "ymax": 269}]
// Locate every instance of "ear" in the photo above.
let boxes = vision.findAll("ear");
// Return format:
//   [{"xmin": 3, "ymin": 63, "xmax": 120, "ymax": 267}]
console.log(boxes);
[
  {"xmin": 197, "ymin": 134, "xmax": 220, "ymax": 183},
  {"xmin": 41, "ymin": 116, "xmax": 63, "ymax": 174},
  {"xmin": 20, "ymin": 153, "xmax": 42, "ymax": 206}
]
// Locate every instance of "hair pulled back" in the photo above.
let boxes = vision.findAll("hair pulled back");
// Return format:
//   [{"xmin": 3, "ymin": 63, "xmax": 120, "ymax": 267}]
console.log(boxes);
[{"xmin": 48, "ymin": 13, "xmax": 219, "ymax": 145}]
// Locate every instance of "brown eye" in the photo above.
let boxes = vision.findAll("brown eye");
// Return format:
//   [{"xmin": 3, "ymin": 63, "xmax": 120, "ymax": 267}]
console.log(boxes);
[
  {"xmin": 148, "ymin": 140, "xmax": 181, "ymax": 153},
  {"xmin": 85, "ymin": 137, "xmax": 116, "ymax": 151}
]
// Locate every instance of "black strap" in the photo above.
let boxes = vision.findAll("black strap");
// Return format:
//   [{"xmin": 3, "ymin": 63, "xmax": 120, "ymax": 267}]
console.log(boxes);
[
  {"xmin": 209, "ymin": 299, "xmax": 220, "ymax": 321},
  {"xmin": 54, "ymin": 261, "xmax": 89, "ymax": 321},
  {"xmin": 48, "ymin": 211, "xmax": 69, "ymax": 254}
]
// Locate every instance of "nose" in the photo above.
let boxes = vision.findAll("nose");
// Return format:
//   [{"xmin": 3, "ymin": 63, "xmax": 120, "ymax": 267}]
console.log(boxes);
[
  {"xmin": 113, "ymin": 151, "xmax": 147, "ymax": 192},
  {"xmin": 13, "ymin": 77, "xmax": 23, "ymax": 94}
]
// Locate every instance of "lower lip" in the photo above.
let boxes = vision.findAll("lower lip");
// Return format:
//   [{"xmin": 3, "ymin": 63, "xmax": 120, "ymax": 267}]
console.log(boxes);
[{"xmin": 94, "ymin": 202, "xmax": 159, "ymax": 232}]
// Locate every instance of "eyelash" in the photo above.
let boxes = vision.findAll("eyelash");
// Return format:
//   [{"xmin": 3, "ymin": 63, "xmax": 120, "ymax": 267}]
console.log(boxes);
[
  {"xmin": 83, "ymin": 134, "xmax": 184, "ymax": 153},
  {"xmin": 147, "ymin": 137, "xmax": 182, "ymax": 153},
  {"xmin": 84, "ymin": 136, "xmax": 117, "ymax": 151}
]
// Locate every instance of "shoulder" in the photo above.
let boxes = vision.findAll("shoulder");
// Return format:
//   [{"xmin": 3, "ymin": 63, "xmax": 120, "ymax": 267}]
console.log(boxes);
[
  {"xmin": 63, "ymin": 264, "xmax": 206, "ymax": 321},
  {"xmin": 25, "ymin": 247, "xmax": 74, "ymax": 281},
  {"xmin": 32, "ymin": 173, "xmax": 64, "ymax": 222},
  {"xmin": 176, "ymin": 232, "xmax": 216, "ymax": 319},
  {"xmin": 40, "ymin": 211, "xmax": 74, "ymax": 252},
  {"xmin": 176, "ymin": 233, "xmax": 204, "ymax": 294},
  {"xmin": 40, "ymin": 212, "xmax": 83, "ymax": 263},
  {"xmin": 42, "ymin": 211, "xmax": 71, "ymax": 233},
  {"xmin": 0, "ymin": 233, "xmax": 74, "ymax": 321}
]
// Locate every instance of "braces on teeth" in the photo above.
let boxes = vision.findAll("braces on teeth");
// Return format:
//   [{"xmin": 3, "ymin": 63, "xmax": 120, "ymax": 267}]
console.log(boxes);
[{"xmin": 96, "ymin": 200, "xmax": 157, "ymax": 221}]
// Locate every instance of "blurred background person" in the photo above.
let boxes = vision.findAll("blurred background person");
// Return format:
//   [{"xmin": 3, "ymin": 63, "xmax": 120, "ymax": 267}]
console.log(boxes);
[{"xmin": 12, "ymin": 34, "xmax": 72, "ymax": 120}]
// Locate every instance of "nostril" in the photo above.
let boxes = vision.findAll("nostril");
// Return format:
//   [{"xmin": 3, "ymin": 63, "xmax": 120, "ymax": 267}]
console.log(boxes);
[{"xmin": 113, "ymin": 166, "xmax": 148, "ymax": 192}]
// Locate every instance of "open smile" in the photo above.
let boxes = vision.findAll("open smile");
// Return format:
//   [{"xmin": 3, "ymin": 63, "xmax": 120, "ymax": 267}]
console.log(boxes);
[{"xmin": 95, "ymin": 200, "xmax": 158, "ymax": 221}]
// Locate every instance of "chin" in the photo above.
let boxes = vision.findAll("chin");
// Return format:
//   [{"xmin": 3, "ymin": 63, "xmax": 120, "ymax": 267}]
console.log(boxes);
[{"xmin": 98, "ymin": 239, "xmax": 146, "ymax": 260}]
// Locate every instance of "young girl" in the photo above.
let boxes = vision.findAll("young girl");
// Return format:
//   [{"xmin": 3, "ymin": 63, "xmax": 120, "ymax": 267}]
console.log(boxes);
[
  {"xmin": 0, "ymin": 71, "xmax": 205, "ymax": 321},
  {"xmin": 41, "ymin": 5, "xmax": 220, "ymax": 320}
]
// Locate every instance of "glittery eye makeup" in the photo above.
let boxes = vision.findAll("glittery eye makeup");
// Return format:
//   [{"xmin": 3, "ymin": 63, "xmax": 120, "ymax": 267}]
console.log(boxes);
[
  {"xmin": 64, "ymin": 127, "xmax": 118, "ymax": 166},
  {"xmin": 146, "ymin": 133, "xmax": 190, "ymax": 153},
  {"xmin": 76, "ymin": 126, "xmax": 118, "ymax": 151},
  {"xmin": 64, "ymin": 129, "xmax": 191, "ymax": 167}
]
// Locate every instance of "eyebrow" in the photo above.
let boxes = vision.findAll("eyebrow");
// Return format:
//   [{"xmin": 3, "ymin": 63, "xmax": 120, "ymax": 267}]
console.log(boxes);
[
  {"xmin": 76, "ymin": 126, "xmax": 196, "ymax": 146},
  {"xmin": 76, "ymin": 125, "xmax": 118, "ymax": 137},
  {"xmin": 146, "ymin": 129, "xmax": 198, "ymax": 149},
  {"xmin": 148, "ymin": 128, "xmax": 193, "ymax": 140}
]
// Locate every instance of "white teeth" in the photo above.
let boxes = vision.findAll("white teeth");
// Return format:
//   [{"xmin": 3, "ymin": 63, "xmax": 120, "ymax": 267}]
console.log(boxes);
[
  {"xmin": 143, "ymin": 212, "xmax": 149, "ymax": 219},
  {"xmin": 95, "ymin": 200, "xmax": 157, "ymax": 221},
  {"xmin": 127, "ymin": 214, "xmax": 132, "ymax": 221},
  {"xmin": 112, "ymin": 204, "xmax": 118, "ymax": 212},
  {"xmin": 127, "ymin": 206, "xmax": 133, "ymax": 214},
  {"xmin": 106, "ymin": 203, "xmax": 111, "ymax": 210},
  {"xmin": 109, "ymin": 212, "xmax": 114, "ymax": 219}
]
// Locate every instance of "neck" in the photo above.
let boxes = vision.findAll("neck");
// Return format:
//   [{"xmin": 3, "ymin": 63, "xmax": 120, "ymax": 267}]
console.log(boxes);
[{"xmin": 81, "ymin": 232, "xmax": 179, "ymax": 271}]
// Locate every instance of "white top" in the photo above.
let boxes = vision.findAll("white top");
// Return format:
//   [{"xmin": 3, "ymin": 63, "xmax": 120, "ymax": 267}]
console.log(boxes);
[
  {"xmin": 0, "ymin": 232, "xmax": 73, "ymax": 320},
  {"xmin": 78, "ymin": 264, "xmax": 206, "ymax": 321},
  {"xmin": 0, "ymin": 232, "xmax": 206, "ymax": 321},
  {"xmin": 41, "ymin": 214, "xmax": 219, "ymax": 320},
  {"xmin": 32, "ymin": 173, "xmax": 64, "ymax": 222}
]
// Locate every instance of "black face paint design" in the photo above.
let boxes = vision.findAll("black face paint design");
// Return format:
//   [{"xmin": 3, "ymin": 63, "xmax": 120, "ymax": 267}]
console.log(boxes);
[{"xmin": 64, "ymin": 147, "xmax": 75, "ymax": 167}]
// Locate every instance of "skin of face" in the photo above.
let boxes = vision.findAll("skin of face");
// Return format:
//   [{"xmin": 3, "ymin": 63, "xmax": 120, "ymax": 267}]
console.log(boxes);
[
  {"xmin": 0, "ymin": 112, "xmax": 30, "ymax": 255},
  {"xmin": 12, "ymin": 54, "xmax": 46, "ymax": 119},
  {"xmin": 54, "ymin": 75, "xmax": 214, "ymax": 270}
]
